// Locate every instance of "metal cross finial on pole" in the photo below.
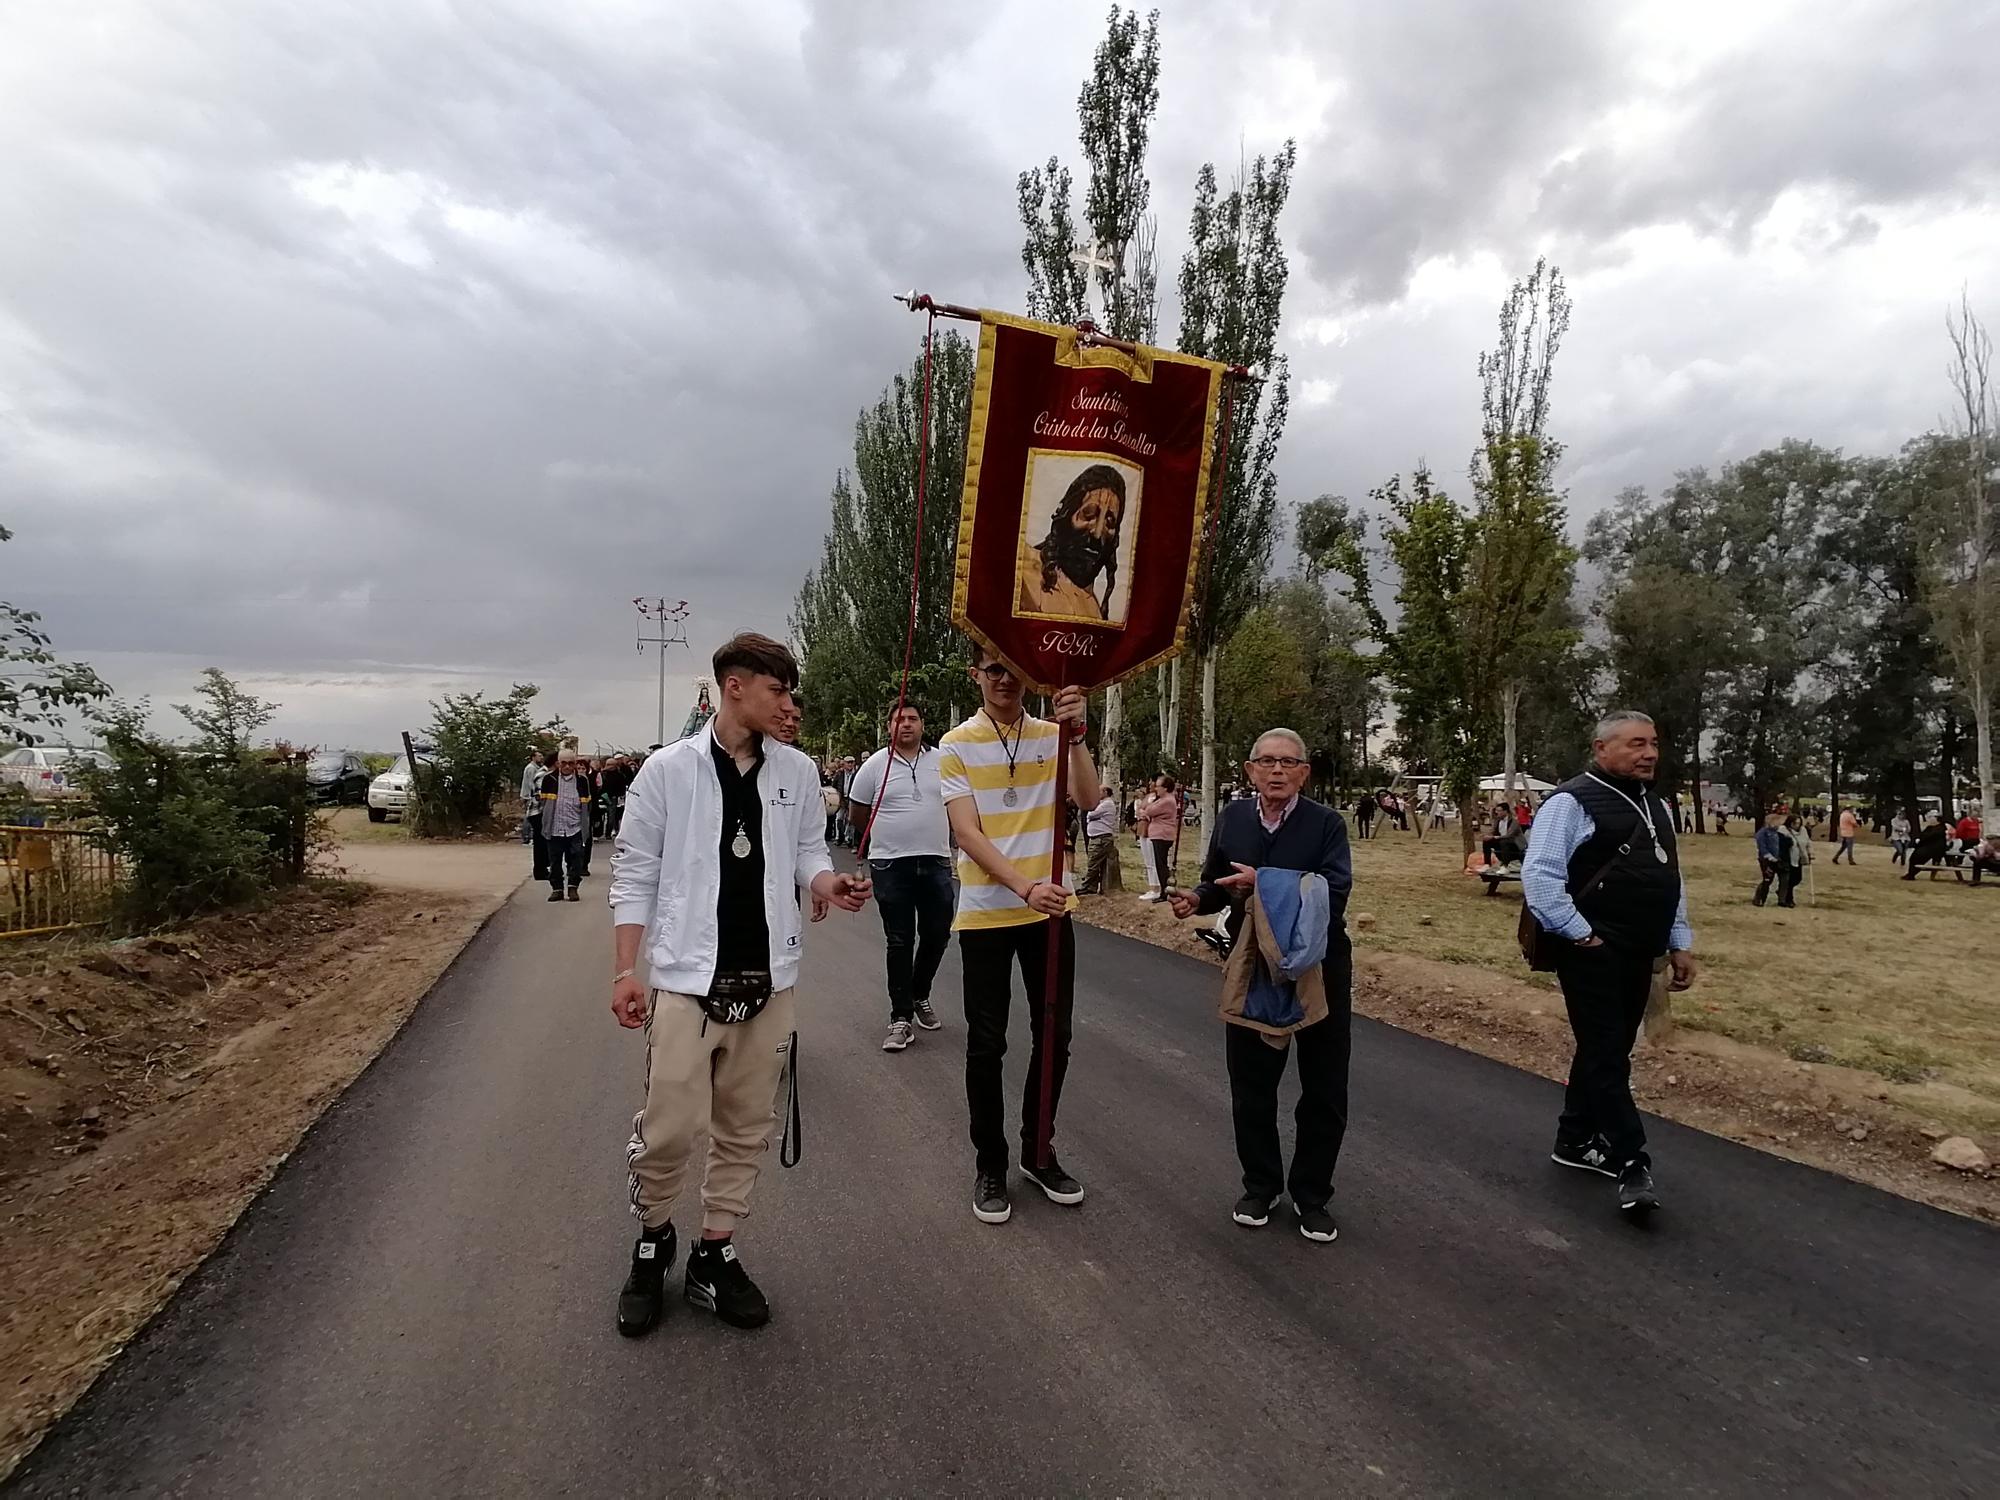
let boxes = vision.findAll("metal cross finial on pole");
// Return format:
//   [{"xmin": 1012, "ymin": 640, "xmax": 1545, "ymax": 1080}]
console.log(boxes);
[
  {"xmin": 634, "ymin": 598, "xmax": 691, "ymax": 745},
  {"xmin": 1069, "ymin": 239, "xmax": 1122, "ymax": 324}
]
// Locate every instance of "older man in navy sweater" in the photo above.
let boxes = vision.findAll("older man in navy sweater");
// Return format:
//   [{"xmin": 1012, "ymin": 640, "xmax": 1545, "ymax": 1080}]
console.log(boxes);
[{"xmin": 1171, "ymin": 728, "xmax": 1353, "ymax": 1243}]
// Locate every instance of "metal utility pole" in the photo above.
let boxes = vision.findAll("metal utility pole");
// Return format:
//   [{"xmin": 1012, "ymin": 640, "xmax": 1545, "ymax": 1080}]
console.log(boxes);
[{"xmin": 633, "ymin": 598, "xmax": 691, "ymax": 745}]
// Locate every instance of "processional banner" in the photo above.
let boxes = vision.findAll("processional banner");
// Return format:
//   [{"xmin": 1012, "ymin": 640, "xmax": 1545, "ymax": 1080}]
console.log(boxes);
[{"xmin": 951, "ymin": 311, "xmax": 1227, "ymax": 693}]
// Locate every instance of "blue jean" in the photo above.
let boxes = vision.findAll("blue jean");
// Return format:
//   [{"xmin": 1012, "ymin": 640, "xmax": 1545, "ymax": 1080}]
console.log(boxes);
[{"xmin": 870, "ymin": 856, "xmax": 955, "ymax": 1021}]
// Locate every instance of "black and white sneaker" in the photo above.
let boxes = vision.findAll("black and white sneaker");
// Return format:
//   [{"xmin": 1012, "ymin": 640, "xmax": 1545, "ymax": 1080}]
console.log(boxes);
[
  {"xmin": 1617, "ymin": 1163, "xmax": 1660, "ymax": 1217},
  {"xmin": 1551, "ymin": 1135, "xmax": 1619, "ymax": 1178},
  {"xmin": 881, "ymin": 1020, "xmax": 914, "ymax": 1052},
  {"xmin": 1296, "ymin": 1205, "xmax": 1340, "ymax": 1243},
  {"xmin": 913, "ymin": 997, "xmax": 943, "ymax": 1031},
  {"xmin": 1232, "ymin": 1192, "xmax": 1278, "ymax": 1227},
  {"xmin": 973, "ymin": 1172, "xmax": 1012, "ymax": 1224},
  {"xmin": 1021, "ymin": 1155, "xmax": 1085, "ymax": 1205},
  {"xmin": 684, "ymin": 1239, "xmax": 769, "ymax": 1328},
  {"xmin": 616, "ymin": 1223, "xmax": 676, "ymax": 1337}
]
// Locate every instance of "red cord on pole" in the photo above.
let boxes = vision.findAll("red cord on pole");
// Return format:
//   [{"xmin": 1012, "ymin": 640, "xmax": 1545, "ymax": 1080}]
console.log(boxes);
[{"xmin": 1166, "ymin": 381, "xmax": 1239, "ymax": 881}]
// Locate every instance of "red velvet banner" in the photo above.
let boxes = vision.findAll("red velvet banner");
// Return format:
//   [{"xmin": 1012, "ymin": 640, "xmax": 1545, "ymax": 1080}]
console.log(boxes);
[{"xmin": 951, "ymin": 312, "xmax": 1226, "ymax": 693}]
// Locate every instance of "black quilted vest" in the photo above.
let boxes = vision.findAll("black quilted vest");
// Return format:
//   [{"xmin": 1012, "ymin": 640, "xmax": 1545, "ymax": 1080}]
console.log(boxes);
[{"xmin": 1560, "ymin": 770, "xmax": 1680, "ymax": 957}]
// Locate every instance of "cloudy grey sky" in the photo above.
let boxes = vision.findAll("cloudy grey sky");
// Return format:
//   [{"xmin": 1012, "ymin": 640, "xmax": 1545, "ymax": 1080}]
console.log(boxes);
[{"xmin": 5, "ymin": 0, "xmax": 1997, "ymax": 751}]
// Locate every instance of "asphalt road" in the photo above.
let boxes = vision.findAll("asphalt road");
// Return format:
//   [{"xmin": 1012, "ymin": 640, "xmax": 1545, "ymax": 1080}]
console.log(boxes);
[{"xmin": 10, "ymin": 878, "xmax": 1998, "ymax": 1498}]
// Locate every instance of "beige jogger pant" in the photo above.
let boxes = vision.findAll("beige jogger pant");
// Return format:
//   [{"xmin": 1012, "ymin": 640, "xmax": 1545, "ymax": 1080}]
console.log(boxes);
[{"xmin": 625, "ymin": 987, "xmax": 796, "ymax": 1234}]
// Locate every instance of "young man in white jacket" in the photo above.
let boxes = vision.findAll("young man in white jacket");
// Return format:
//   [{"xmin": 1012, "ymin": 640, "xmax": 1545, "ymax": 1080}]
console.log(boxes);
[{"xmin": 607, "ymin": 632, "xmax": 871, "ymax": 1336}]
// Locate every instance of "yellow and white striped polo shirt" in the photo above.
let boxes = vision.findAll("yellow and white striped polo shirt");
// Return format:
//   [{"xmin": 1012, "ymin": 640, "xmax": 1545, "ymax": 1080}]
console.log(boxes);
[{"xmin": 937, "ymin": 712, "xmax": 1077, "ymax": 931}]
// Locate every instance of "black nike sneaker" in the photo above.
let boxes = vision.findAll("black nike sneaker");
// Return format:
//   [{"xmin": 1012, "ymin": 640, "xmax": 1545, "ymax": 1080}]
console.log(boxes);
[
  {"xmin": 685, "ymin": 1238, "xmax": 770, "ymax": 1328},
  {"xmin": 1232, "ymin": 1191, "xmax": 1279, "ymax": 1227},
  {"xmin": 616, "ymin": 1222, "xmax": 676, "ymax": 1337}
]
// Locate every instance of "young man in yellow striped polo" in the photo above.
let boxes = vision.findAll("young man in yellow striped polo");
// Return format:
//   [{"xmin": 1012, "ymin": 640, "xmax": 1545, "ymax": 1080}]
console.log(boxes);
[{"xmin": 938, "ymin": 640, "xmax": 1101, "ymax": 1224}]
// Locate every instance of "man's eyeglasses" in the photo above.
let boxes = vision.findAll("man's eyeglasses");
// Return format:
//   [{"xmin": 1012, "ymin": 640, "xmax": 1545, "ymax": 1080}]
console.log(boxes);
[
  {"xmin": 975, "ymin": 662, "xmax": 1015, "ymax": 681},
  {"xmin": 1248, "ymin": 755, "xmax": 1307, "ymax": 770}
]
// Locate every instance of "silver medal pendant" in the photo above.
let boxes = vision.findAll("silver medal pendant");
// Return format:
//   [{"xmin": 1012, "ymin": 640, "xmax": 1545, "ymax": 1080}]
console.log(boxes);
[
  {"xmin": 731, "ymin": 829, "xmax": 751, "ymax": 859},
  {"xmin": 1002, "ymin": 786, "xmax": 1019, "ymax": 807},
  {"xmin": 1655, "ymin": 844, "xmax": 1669, "ymax": 864}
]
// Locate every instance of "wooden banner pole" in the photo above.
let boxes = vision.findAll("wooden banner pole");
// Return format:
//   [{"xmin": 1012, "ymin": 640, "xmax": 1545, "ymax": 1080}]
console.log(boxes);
[{"xmin": 1032, "ymin": 694, "xmax": 1071, "ymax": 1172}]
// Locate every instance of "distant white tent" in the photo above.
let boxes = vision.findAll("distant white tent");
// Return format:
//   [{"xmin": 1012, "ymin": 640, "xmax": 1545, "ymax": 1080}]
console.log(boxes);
[{"xmin": 1478, "ymin": 774, "xmax": 1557, "ymax": 794}]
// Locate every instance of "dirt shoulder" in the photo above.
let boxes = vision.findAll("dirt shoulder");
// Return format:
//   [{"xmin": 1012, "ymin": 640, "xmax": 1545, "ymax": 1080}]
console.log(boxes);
[
  {"xmin": 0, "ymin": 849, "xmax": 520, "ymax": 1480},
  {"xmin": 1073, "ymin": 893, "xmax": 2000, "ymax": 1227}
]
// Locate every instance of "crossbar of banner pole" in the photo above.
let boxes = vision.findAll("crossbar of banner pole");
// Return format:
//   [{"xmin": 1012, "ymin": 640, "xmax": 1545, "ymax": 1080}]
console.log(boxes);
[{"xmin": 892, "ymin": 291, "xmax": 1262, "ymax": 384}]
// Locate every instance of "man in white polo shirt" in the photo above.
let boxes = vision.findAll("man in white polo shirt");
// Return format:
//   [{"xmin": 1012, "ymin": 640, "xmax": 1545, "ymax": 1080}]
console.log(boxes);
[
  {"xmin": 939, "ymin": 639, "xmax": 1099, "ymax": 1225},
  {"xmin": 848, "ymin": 703, "xmax": 954, "ymax": 1052}
]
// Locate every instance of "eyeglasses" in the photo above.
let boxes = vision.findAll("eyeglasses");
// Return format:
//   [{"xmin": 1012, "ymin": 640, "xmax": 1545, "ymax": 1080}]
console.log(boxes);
[
  {"xmin": 975, "ymin": 662, "xmax": 1014, "ymax": 681},
  {"xmin": 1248, "ymin": 756, "xmax": 1307, "ymax": 770}
]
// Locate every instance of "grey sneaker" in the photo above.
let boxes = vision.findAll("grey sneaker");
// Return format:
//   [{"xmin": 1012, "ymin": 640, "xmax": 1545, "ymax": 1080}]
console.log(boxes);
[
  {"xmin": 913, "ymin": 997, "xmax": 943, "ymax": 1031},
  {"xmin": 881, "ymin": 1020, "xmax": 914, "ymax": 1052}
]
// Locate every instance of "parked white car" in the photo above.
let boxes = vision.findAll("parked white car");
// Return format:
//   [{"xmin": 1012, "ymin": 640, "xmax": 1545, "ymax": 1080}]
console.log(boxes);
[
  {"xmin": 1, "ymin": 745, "xmax": 112, "ymax": 799},
  {"xmin": 366, "ymin": 754, "xmax": 431, "ymax": 822}
]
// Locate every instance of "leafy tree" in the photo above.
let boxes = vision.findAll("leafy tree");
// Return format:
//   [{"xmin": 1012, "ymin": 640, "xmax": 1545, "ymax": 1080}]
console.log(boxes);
[
  {"xmin": 793, "ymin": 332, "xmax": 976, "ymax": 752},
  {"xmin": 412, "ymin": 684, "xmax": 554, "ymax": 836},
  {"xmin": 174, "ymin": 666, "xmax": 277, "ymax": 755},
  {"xmin": 1324, "ymin": 467, "xmax": 1487, "ymax": 847},
  {"xmin": 0, "ymin": 522, "xmax": 108, "ymax": 745},
  {"xmin": 1179, "ymin": 142, "xmax": 1298, "ymax": 837},
  {"xmin": 1017, "ymin": 5, "xmax": 1164, "ymax": 807},
  {"xmin": 1462, "ymin": 261, "xmax": 1578, "ymax": 802},
  {"xmin": 1918, "ymin": 293, "xmax": 1999, "ymax": 829}
]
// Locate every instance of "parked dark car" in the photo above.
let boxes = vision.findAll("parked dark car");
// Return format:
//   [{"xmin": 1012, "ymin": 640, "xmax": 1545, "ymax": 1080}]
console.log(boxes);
[{"xmin": 305, "ymin": 752, "xmax": 372, "ymax": 806}]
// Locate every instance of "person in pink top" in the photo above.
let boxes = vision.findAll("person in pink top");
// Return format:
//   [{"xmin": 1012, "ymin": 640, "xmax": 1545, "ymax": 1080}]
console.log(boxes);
[
  {"xmin": 1834, "ymin": 807, "xmax": 1860, "ymax": 864},
  {"xmin": 1136, "ymin": 775, "xmax": 1182, "ymax": 902}
]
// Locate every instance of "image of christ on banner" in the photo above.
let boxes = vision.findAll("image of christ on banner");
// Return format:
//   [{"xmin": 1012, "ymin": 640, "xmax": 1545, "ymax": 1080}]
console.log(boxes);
[{"xmin": 1013, "ymin": 450, "xmax": 1143, "ymax": 627}]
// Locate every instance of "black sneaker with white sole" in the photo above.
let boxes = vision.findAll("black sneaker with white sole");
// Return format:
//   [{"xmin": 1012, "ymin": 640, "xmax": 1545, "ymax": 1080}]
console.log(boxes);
[
  {"xmin": 1232, "ymin": 1192, "xmax": 1278, "ymax": 1227},
  {"xmin": 1021, "ymin": 1155, "xmax": 1085, "ymax": 1205},
  {"xmin": 1296, "ymin": 1205, "xmax": 1340, "ymax": 1242},
  {"xmin": 616, "ymin": 1223, "xmax": 676, "ymax": 1337},
  {"xmin": 1617, "ymin": 1162, "xmax": 1660, "ymax": 1217},
  {"xmin": 1551, "ymin": 1135, "xmax": 1619, "ymax": 1178},
  {"xmin": 913, "ymin": 997, "xmax": 943, "ymax": 1031},
  {"xmin": 973, "ymin": 1171, "xmax": 1012, "ymax": 1224},
  {"xmin": 684, "ymin": 1239, "xmax": 769, "ymax": 1328}
]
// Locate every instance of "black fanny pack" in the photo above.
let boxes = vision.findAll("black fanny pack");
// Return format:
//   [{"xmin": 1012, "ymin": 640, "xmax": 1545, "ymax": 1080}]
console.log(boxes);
[{"xmin": 698, "ymin": 969, "xmax": 773, "ymax": 1025}]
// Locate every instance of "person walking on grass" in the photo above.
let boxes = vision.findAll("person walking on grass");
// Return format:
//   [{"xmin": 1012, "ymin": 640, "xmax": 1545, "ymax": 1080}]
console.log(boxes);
[
  {"xmin": 538, "ymin": 747, "xmax": 593, "ymax": 901},
  {"xmin": 1752, "ymin": 811, "xmax": 1786, "ymax": 907},
  {"xmin": 848, "ymin": 704, "xmax": 953, "ymax": 1053},
  {"xmin": 1136, "ymin": 775, "xmax": 1180, "ymax": 901},
  {"xmin": 1834, "ymin": 806, "xmax": 1860, "ymax": 864},
  {"xmin": 1889, "ymin": 811, "xmax": 1912, "ymax": 864},
  {"xmin": 1522, "ymin": 710, "xmax": 1696, "ymax": 1220},
  {"xmin": 1353, "ymin": 792, "xmax": 1376, "ymax": 841},
  {"xmin": 608, "ymin": 632, "xmax": 871, "ymax": 1336},
  {"xmin": 939, "ymin": 639, "xmax": 1100, "ymax": 1226},
  {"xmin": 1170, "ymin": 728, "xmax": 1351, "ymax": 1245},
  {"xmin": 1077, "ymin": 784, "xmax": 1120, "ymax": 894},
  {"xmin": 1779, "ymin": 812, "xmax": 1810, "ymax": 905}
]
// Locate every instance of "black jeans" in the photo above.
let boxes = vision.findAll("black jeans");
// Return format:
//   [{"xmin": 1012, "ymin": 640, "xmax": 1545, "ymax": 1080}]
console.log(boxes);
[
  {"xmin": 528, "ymin": 813, "xmax": 546, "ymax": 882},
  {"xmin": 1225, "ymin": 949, "xmax": 1352, "ymax": 1210},
  {"xmin": 546, "ymin": 830, "xmax": 585, "ymax": 891},
  {"xmin": 1554, "ymin": 943, "xmax": 1657, "ymax": 1168},
  {"xmin": 961, "ymin": 918, "xmax": 1075, "ymax": 1175},
  {"xmin": 871, "ymin": 856, "xmax": 954, "ymax": 1021}
]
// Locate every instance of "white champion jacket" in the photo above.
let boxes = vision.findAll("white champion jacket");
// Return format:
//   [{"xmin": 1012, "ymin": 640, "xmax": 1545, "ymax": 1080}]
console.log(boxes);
[{"xmin": 608, "ymin": 725, "xmax": 835, "ymax": 996}]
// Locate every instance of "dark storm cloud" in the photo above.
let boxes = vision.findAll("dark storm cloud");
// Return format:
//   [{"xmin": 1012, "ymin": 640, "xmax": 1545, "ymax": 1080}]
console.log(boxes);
[{"xmin": 1, "ymin": 1, "xmax": 1994, "ymax": 749}]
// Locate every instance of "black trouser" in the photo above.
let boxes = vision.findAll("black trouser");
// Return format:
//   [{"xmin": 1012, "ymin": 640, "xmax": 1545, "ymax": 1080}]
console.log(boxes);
[
  {"xmin": 528, "ymin": 812, "xmax": 546, "ymax": 882},
  {"xmin": 1554, "ymin": 943, "xmax": 1656, "ymax": 1168},
  {"xmin": 1145, "ymin": 836, "xmax": 1172, "ymax": 890},
  {"xmin": 1777, "ymin": 864, "xmax": 1802, "ymax": 906},
  {"xmin": 961, "ymin": 917, "xmax": 1075, "ymax": 1175},
  {"xmin": 1753, "ymin": 859, "xmax": 1775, "ymax": 905},
  {"xmin": 1225, "ymin": 949, "xmax": 1353, "ymax": 1211},
  {"xmin": 1355, "ymin": 817, "xmax": 1373, "ymax": 840},
  {"xmin": 546, "ymin": 830, "xmax": 584, "ymax": 891},
  {"xmin": 872, "ymin": 856, "xmax": 954, "ymax": 1022}
]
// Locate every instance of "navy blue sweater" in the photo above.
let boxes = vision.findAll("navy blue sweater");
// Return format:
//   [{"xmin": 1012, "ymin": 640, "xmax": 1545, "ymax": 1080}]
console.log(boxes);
[{"xmin": 1192, "ymin": 796, "xmax": 1352, "ymax": 948}]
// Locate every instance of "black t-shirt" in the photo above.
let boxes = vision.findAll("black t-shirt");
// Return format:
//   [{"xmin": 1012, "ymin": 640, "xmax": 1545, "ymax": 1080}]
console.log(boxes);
[{"xmin": 709, "ymin": 735, "xmax": 770, "ymax": 985}]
